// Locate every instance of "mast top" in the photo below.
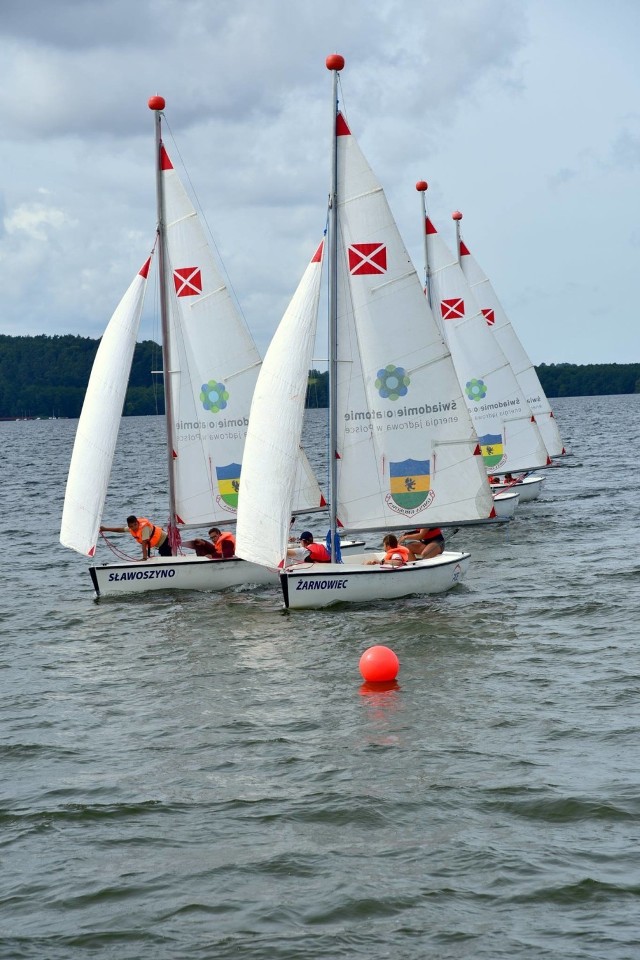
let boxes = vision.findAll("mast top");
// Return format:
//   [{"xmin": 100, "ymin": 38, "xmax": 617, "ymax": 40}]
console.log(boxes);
[
  {"xmin": 148, "ymin": 95, "xmax": 165, "ymax": 111},
  {"xmin": 326, "ymin": 54, "xmax": 345, "ymax": 72},
  {"xmin": 416, "ymin": 180, "xmax": 428, "ymax": 192},
  {"xmin": 452, "ymin": 210, "xmax": 463, "ymax": 220}
]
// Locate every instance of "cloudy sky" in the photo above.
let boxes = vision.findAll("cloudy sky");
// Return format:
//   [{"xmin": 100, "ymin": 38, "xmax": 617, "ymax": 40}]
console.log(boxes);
[{"xmin": 1, "ymin": 0, "xmax": 638, "ymax": 365}]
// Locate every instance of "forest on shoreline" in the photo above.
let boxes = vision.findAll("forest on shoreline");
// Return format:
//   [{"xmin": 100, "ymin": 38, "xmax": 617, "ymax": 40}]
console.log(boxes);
[{"xmin": 1, "ymin": 334, "xmax": 639, "ymax": 419}]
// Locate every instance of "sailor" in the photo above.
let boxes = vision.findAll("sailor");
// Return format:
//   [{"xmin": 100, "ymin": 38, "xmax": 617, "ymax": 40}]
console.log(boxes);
[
  {"xmin": 398, "ymin": 526, "xmax": 445, "ymax": 560},
  {"xmin": 292, "ymin": 531, "xmax": 331, "ymax": 563},
  {"xmin": 182, "ymin": 536, "xmax": 220, "ymax": 558},
  {"xmin": 100, "ymin": 515, "xmax": 171, "ymax": 560},
  {"xmin": 367, "ymin": 534, "xmax": 410, "ymax": 566},
  {"xmin": 208, "ymin": 527, "xmax": 236, "ymax": 558}
]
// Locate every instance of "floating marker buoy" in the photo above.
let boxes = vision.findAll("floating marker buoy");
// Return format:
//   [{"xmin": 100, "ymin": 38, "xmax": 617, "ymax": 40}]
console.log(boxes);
[{"xmin": 359, "ymin": 645, "xmax": 399, "ymax": 683}]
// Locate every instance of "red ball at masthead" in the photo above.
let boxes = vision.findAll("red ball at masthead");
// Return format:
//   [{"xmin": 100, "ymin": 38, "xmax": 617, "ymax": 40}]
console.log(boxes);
[
  {"xmin": 148, "ymin": 95, "xmax": 165, "ymax": 111},
  {"xmin": 326, "ymin": 54, "xmax": 345, "ymax": 72},
  {"xmin": 452, "ymin": 210, "xmax": 463, "ymax": 220},
  {"xmin": 416, "ymin": 180, "xmax": 428, "ymax": 192}
]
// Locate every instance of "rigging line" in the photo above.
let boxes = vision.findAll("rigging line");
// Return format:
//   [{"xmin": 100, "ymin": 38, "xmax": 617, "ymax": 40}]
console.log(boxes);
[
  {"xmin": 337, "ymin": 74, "xmax": 346, "ymax": 122},
  {"xmin": 99, "ymin": 532, "xmax": 139, "ymax": 562}
]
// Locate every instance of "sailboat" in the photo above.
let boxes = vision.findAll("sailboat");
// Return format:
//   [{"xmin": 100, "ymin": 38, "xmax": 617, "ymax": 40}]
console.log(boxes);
[
  {"xmin": 60, "ymin": 95, "xmax": 327, "ymax": 597},
  {"xmin": 452, "ymin": 210, "xmax": 566, "ymax": 501},
  {"xmin": 236, "ymin": 54, "xmax": 499, "ymax": 610},
  {"xmin": 415, "ymin": 183, "xmax": 550, "ymax": 503}
]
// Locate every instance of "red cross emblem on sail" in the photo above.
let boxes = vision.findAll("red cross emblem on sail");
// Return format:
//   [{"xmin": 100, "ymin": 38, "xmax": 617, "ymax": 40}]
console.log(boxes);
[
  {"xmin": 348, "ymin": 243, "xmax": 387, "ymax": 275},
  {"xmin": 441, "ymin": 297, "xmax": 465, "ymax": 320},
  {"xmin": 482, "ymin": 308, "xmax": 495, "ymax": 326},
  {"xmin": 174, "ymin": 267, "xmax": 202, "ymax": 297}
]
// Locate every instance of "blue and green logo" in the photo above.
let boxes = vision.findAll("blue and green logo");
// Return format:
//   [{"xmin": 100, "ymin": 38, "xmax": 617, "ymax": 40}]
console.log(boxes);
[
  {"xmin": 375, "ymin": 364, "xmax": 410, "ymax": 401},
  {"xmin": 200, "ymin": 379, "xmax": 229, "ymax": 413},
  {"xmin": 465, "ymin": 378, "xmax": 487, "ymax": 402}
]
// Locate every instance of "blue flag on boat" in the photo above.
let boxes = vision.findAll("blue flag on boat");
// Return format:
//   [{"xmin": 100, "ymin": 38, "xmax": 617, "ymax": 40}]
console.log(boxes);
[{"xmin": 325, "ymin": 529, "xmax": 342, "ymax": 563}]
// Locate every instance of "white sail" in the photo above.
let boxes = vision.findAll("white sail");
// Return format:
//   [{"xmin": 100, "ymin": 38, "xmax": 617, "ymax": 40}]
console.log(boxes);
[
  {"xmin": 161, "ymin": 146, "xmax": 323, "ymax": 526},
  {"xmin": 333, "ymin": 114, "xmax": 494, "ymax": 531},
  {"xmin": 236, "ymin": 242, "xmax": 324, "ymax": 568},
  {"xmin": 292, "ymin": 447, "xmax": 327, "ymax": 515},
  {"xmin": 60, "ymin": 259, "xmax": 151, "ymax": 556},
  {"xmin": 458, "ymin": 233, "xmax": 565, "ymax": 458},
  {"xmin": 425, "ymin": 218, "xmax": 549, "ymax": 474}
]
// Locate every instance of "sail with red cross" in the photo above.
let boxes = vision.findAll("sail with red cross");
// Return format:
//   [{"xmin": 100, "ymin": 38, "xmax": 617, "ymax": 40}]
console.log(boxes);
[{"xmin": 457, "ymin": 228, "xmax": 565, "ymax": 458}]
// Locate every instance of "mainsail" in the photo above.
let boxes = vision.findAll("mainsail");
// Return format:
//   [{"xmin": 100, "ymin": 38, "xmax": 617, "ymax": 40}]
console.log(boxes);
[
  {"xmin": 160, "ymin": 145, "xmax": 323, "ymax": 526},
  {"xmin": 333, "ymin": 114, "xmax": 494, "ymax": 531}
]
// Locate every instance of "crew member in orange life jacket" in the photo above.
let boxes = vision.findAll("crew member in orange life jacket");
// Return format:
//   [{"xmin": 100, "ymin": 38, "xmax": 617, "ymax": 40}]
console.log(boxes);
[
  {"xmin": 208, "ymin": 527, "xmax": 236, "ymax": 558},
  {"xmin": 290, "ymin": 531, "xmax": 331, "ymax": 563},
  {"xmin": 100, "ymin": 515, "xmax": 172, "ymax": 560},
  {"xmin": 366, "ymin": 533, "xmax": 410, "ymax": 566},
  {"xmin": 398, "ymin": 526, "xmax": 445, "ymax": 560}
]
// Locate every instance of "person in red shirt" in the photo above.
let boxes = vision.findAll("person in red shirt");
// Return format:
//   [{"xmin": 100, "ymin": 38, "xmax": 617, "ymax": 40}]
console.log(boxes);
[
  {"xmin": 398, "ymin": 527, "xmax": 445, "ymax": 559},
  {"xmin": 297, "ymin": 531, "xmax": 331, "ymax": 563},
  {"xmin": 183, "ymin": 536, "xmax": 220, "ymax": 558}
]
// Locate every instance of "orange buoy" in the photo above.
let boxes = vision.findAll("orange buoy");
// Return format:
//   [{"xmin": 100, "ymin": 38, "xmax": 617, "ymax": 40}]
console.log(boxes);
[{"xmin": 359, "ymin": 645, "xmax": 399, "ymax": 682}]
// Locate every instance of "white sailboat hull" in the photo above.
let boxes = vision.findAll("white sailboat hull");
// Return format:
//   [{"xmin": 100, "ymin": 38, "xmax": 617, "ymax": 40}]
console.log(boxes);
[
  {"xmin": 89, "ymin": 554, "xmax": 276, "ymax": 598},
  {"xmin": 492, "ymin": 491, "xmax": 520, "ymax": 518},
  {"xmin": 280, "ymin": 550, "xmax": 470, "ymax": 610},
  {"xmin": 89, "ymin": 538, "xmax": 366, "ymax": 598},
  {"xmin": 490, "ymin": 475, "xmax": 545, "ymax": 502}
]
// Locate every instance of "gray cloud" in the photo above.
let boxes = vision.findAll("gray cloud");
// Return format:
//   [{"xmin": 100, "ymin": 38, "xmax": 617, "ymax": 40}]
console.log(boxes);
[{"xmin": 0, "ymin": 0, "xmax": 638, "ymax": 365}]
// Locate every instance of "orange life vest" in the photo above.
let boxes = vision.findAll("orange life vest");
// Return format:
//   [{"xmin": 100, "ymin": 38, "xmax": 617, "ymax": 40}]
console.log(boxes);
[
  {"xmin": 217, "ymin": 531, "xmax": 236, "ymax": 551},
  {"xmin": 383, "ymin": 545, "xmax": 410, "ymax": 564},
  {"xmin": 129, "ymin": 517, "xmax": 164, "ymax": 548},
  {"xmin": 306, "ymin": 542, "xmax": 331, "ymax": 562}
]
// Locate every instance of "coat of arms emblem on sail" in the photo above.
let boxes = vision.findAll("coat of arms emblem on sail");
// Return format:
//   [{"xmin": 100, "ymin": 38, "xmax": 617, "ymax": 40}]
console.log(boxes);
[
  {"xmin": 478, "ymin": 434, "xmax": 506, "ymax": 469},
  {"xmin": 216, "ymin": 462, "xmax": 241, "ymax": 511},
  {"xmin": 385, "ymin": 458, "xmax": 435, "ymax": 515}
]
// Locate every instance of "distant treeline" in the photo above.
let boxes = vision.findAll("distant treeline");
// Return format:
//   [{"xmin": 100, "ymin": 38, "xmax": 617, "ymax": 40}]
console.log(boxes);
[
  {"xmin": 0, "ymin": 335, "xmax": 638, "ymax": 418},
  {"xmin": 0, "ymin": 334, "xmax": 164, "ymax": 419},
  {"xmin": 535, "ymin": 363, "xmax": 640, "ymax": 398}
]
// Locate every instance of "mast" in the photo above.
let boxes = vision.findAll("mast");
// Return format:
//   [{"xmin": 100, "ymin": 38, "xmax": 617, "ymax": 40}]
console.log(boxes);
[
  {"xmin": 325, "ymin": 54, "xmax": 344, "ymax": 562},
  {"xmin": 148, "ymin": 95, "xmax": 179, "ymax": 552},
  {"xmin": 452, "ymin": 209, "xmax": 463, "ymax": 263},
  {"xmin": 416, "ymin": 181, "xmax": 432, "ymax": 309}
]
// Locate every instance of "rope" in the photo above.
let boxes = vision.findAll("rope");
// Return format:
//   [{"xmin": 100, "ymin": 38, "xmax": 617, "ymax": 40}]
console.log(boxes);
[
  {"xmin": 98, "ymin": 531, "xmax": 140, "ymax": 561},
  {"xmin": 167, "ymin": 521, "xmax": 184, "ymax": 555}
]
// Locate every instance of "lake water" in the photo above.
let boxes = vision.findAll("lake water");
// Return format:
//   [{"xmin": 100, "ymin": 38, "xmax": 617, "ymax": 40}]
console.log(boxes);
[{"xmin": 2, "ymin": 395, "xmax": 639, "ymax": 959}]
